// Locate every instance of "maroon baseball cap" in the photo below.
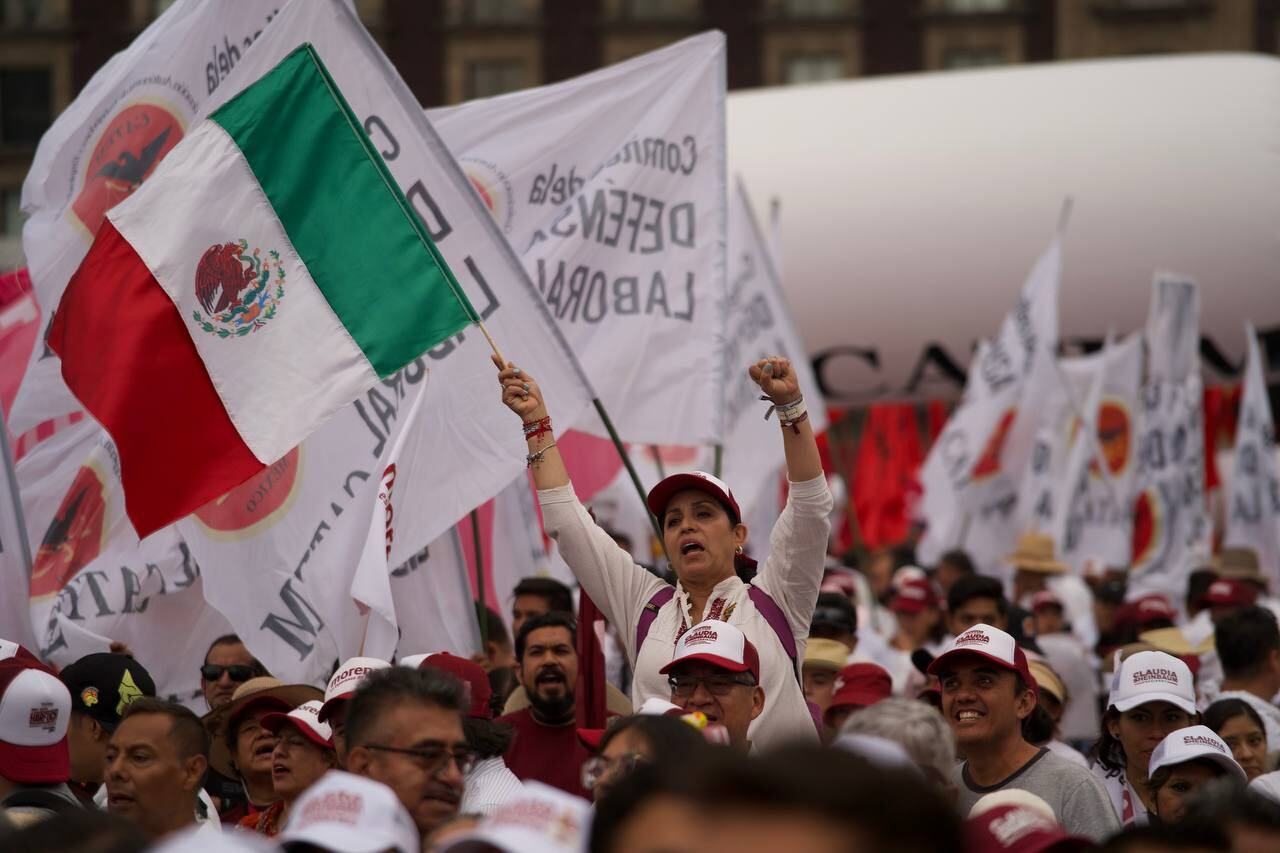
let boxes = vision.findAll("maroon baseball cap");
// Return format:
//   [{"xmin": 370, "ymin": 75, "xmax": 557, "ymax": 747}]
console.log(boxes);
[
  {"xmin": 825, "ymin": 663, "xmax": 892, "ymax": 718},
  {"xmin": 891, "ymin": 579, "xmax": 938, "ymax": 614},
  {"xmin": 1029, "ymin": 591, "xmax": 1062, "ymax": 613},
  {"xmin": 965, "ymin": 804, "xmax": 1095, "ymax": 853},
  {"xmin": 420, "ymin": 652, "xmax": 493, "ymax": 720},
  {"xmin": 927, "ymin": 624, "xmax": 1038, "ymax": 700},
  {"xmin": 0, "ymin": 659, "xmax": 72, "ymax": 784},
  {"xmin": 1204, "ymin": 578, "xmax": 1257, "ymax": 608},
  {"xmin": 646, "ymin": 471, "xmax": 741, "ymax": 524}
]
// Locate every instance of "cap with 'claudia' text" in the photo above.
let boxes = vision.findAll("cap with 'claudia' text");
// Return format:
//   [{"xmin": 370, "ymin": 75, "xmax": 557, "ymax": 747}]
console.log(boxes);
[
  {"xmin": 281, "ymin": 770, "xmax": 418, "ymax": 853},
  {"xmin": 1148, "ymin": 725, "xmax": 1247, "ymax": 787},
  {"xmin": 659, "ymin": 620, "xmax": 760, "ymax": 682},
  {"xmin": 927, "ymin": 624, "xmax": 1037, "ymax": 699},
  {"xmin": 317, "ymin": 657, "xmax": 391, "ymax": 723},
  {"xmin": 438, "ymin": 781, "xmax": 591, "ymax": 853},
  {"xmin": 646, "ymin": 471, "xmax": 741, "ymax": 524},
  {"xmin": 1106, "ymin": 650, "xmax": 1196, "ymax": 716},
  {"xmin": 0, "ymin": 659, "xmax": 71, "ymax": 784}
]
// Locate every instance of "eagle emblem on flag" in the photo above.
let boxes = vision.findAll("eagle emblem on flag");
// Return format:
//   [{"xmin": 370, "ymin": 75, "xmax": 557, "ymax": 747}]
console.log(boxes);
[{"xmin": 191, "ymin": 239, "xmax": 287, "ymax": 338}]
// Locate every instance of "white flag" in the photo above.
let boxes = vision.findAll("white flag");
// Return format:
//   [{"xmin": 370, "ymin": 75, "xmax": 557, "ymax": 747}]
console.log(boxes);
[
  {"xmin": 175, "ymin": 0, "xmax": 593, "ymax": 681},
  {"xmin": 718, "ymin": 177, "xmax": 827, "ymax": 553},
  {"xmin": 487, "ymin": 474, "xmax": 576, "ymax": 621},
  {"xmin": 428, "ymin": 33, "xmax": 728, "ymax": 446},
  {"xmin": 1058, "ymin": 335, "xmax": 1143, "ymax": 572},
  {"xmin": 916, "ymin": 229, "xmax": 1062, "ymax": 572},
  {"xmin": 387, "ymin": 528, "xmax": 482, "ymax": 659},
  {"xmin": 1224, "ymin": 323, "xmax": 1280, "ymax": 587},
  {"xmin": 0, "ymin": 412, "xmax": 36, "ymax": 650},
  {"xmin": 1128, "ymin": 274, "xmax": 1210, "ymax": 601},
  {"xmin": 12, "ymin": 0, "xmax": 284, "ymax": 436}
]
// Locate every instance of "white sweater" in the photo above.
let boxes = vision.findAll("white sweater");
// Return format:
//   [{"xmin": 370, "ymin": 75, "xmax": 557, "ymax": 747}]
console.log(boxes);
[{"xmin": 539, "ymin": 474, "xmax": 832, "ymax": 750}]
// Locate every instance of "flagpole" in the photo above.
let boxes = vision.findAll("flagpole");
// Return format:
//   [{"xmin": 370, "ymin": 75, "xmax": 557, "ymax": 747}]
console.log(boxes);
[
  {"xmin": 0, "ymin": 409, "xmax": 33, "ymax": 586},
  {"xmin": 592, "ymin": 399, "xmax": 662, "ymax": 543},
  {"xmin": 712, "ymin": 444, "xmax": 723, "ymax": 478},
  {"xmin": 650, "ymin": 446, "xmax": 667, "ymax": 479},
  {"xmin": 469, "ymin": 508, "xmax": 488, "ymax": 649}
]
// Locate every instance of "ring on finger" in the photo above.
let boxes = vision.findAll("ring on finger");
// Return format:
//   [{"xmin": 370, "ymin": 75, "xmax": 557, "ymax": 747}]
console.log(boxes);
[{"xmin": 522, "ymin": 382, "xmax": 529, "ymax": 392}]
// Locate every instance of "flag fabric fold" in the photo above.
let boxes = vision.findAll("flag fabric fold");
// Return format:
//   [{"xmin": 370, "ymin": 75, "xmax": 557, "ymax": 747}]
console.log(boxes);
[{"xmin": 1224, "ymin": 322, "xmax": 1280, "ymax": 588}]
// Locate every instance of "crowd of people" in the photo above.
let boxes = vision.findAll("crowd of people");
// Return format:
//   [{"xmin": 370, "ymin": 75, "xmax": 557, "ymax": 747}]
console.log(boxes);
[{"xmin": 2, "ymin": 356, "xmax": 1280, "ymax": 852}]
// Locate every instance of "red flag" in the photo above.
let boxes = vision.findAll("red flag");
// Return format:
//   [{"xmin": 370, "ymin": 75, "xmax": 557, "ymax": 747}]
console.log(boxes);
[
  {"xmin": 575, "ymin": 590, "xmax": 608, "ymax": 729},
  {"xmin": 853, "ymin": 404, "xmax": 924, "ymax": 548}
]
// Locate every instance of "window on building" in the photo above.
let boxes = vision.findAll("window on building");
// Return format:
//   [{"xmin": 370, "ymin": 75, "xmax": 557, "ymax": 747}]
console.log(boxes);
[
  {"xmin": 622, "ymin": 0, "xmax": 695, "ymax": 21},
  {"xmin": 1, "ymin": 188, "xmax": 22, "ymax": 237},
  {"xmin": 780, "ymin": 0, "xmax": 853, "ymax": 17},
  {"xmin": 464, "ymin": 60, "xmax": 528, "ymax": 100},
  {"xmin": 469, "ymin": 0, "xmax": 531, "ymax": 25},
  {"xmin": 942, "ymin": 47, "xmax": 1008, "ymax": 69},
  {"xmin": 943, "ymin": 0, "xmax": 1012, "ymax": 12},
  {"xmin": 0, "ymin": 0, "xmax": 48, "ymax": 28},
  {"xmin": 0, "ymin": 68, "xmax": 52, "ymax": 145},
  {"xmin": 784, "ymin": 53, "xmax": 847, "ymax": 84}
]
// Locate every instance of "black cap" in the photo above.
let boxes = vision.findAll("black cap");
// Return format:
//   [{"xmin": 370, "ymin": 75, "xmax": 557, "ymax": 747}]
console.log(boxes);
[{"xmin": 58, "ymin": 653, "xmax": 156, "ymax": 731}]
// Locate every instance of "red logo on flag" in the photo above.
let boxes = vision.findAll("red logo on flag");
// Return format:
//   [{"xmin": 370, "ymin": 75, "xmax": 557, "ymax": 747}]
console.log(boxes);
[
  {"xmin": 70, "ymin": 102, "xmax": 184, "ymax": 240},
  {"xmin": 194, "ymin": 447, "xmax": 301, "ymax": 538},
  {"xmin": 30, "ymin": 464, "xmax": 108, "ymax": 599},
  {"xmin": 970, "ymin": 408, "xmax": 1017, "ymax": 481}
]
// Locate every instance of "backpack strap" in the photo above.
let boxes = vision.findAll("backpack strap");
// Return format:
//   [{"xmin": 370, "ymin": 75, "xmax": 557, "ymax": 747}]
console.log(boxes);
[
  {"xmin": 747, "ymin": 585, "xmax": 798, "ymax": 672},
  {"xmin": 0, "ymin": 786, "xmax": 78, "ymax": 814},
  {"xmin": 636, "ymin": 586, "xmax": 676, "ymax": 653}
]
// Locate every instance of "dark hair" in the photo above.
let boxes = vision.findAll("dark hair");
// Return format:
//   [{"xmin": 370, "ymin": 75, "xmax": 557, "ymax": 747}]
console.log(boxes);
[
  {"xmin": 476, "ymin": 602, "xmax": 510, "ymax": 651},
  {"xmin": 1020, "ymin": 702, "xmax": 1057, "ymax": 745},
  {"xmin": 1215, "ymin": 606, "xmax": 1280, "ymax": 680},
  {"xmin": 201, "ymin": 633, "xmax": 268, "ymax": 677},
  {"xmin": 946, "ymin": 575, "xmax": 1008, "ymax": 619},
  {"xmin": 1181, "ymin": 778, "xmax": 1280, "ymax": 833},
  {"xmin": 1147, "ymin": 757, "xmax": 1236, "ymax": 804},
  {"xmin": 1186, "ymin": 568, "xmax": 1218, "ymax": 612},
  {"xmin": 1203, "ymin": 697, "xmax": 1267, "ymax": 740},
  {"xmin": 344, "ymin": 666, "xmax": 466, "ymax": 752},
  {"xmin": 810, "ymin": 592, "xmax": 858, "ymax": 635},
  {"xmin": 937, "ymin": 549, "xmax": 976, "ymax": 577},
  {"xmin": 689, "ymin": 745, "xmax": 960, "ymax": 853},
  {"xmin": 0, "ymin": 807, "xmax": 149, "ymax": 853},
  {"xmin": 512, "ymin": 577, "xmax": 575, "ymax": 615},
  {"xmin": 1098, "ymin": 821, "xmax": 1230, "ymax": 852},
  {"xmin": 515, "ymin": 612, "xmax": 578, "ymax": 661},
  {"xmin": 597, "ymin": 714, "xmax": 710, "ymax": 766},
  {"xmin": 590, "ymin": 759, "xmax": 695, "ymax": 853},
  {"xmin": 120, "ymin": 697, "xmax": 210, "ymax": 760},
  {"xmin": 1091, "ymin": 708, "xmax": 1126, "ymax": 772},
  {"xmin": 462, "ymin": 716, "xmax": 514, "ymax": 760}
]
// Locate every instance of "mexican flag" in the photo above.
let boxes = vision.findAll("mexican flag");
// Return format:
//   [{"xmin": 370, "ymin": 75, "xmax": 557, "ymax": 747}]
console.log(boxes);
[{"xmin": 49, "ymin": 44, "xmax": 477, "ymax": 538}]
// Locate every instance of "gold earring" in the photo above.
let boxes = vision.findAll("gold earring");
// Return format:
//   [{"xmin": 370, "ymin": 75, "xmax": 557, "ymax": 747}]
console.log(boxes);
[{"xmin": 735, "ymin": 546, "xmax": 744, "ymax": 554}]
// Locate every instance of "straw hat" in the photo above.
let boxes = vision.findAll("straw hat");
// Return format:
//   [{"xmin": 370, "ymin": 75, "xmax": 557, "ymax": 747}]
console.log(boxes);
[
  {"xmin": 1006, "ymin": 532, "xmax": 1068, "ymax": 575},
  {"xmin": 1027, "ymin": 659, "xmax": 1068, "ymax": 706},
  {"xmin": 1214, "ymin": 547, "xmax": 1264, "ymax": 582},
  {"xmin": 1139, "ymin": 627, "xmax": 1215, "ymax": 658},
  {"xmin": 202, "ymin": 677, "xmax": 322, "ymax": 778}
]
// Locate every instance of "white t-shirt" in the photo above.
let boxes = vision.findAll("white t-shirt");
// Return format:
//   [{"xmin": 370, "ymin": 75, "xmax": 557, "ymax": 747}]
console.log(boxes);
[{"xmin": 1091, "ymin": 763, "xmax": 1149, "ymax": 827}]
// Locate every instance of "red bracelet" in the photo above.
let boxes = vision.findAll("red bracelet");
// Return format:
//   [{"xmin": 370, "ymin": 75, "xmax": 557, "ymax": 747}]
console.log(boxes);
[
  {"xmin": 779, "ymin": 410, "xmax": 809, "ymax": 435},
  {"xmin": 523, "ymin": 415, "xmax": 553, "ymax": 441}
]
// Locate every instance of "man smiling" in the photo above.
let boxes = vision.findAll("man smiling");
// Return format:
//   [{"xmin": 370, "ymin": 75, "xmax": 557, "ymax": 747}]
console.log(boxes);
[
  {"xmin": 661, "ymin": 619, "xmax": 765, "ymax": 751},
  {"xmin": 929, "ymin": 623, "xmax": 1116, "ymax": 842}
]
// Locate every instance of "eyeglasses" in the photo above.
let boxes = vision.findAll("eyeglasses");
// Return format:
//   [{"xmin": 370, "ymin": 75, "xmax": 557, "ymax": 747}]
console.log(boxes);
[
  {"xmin": 200, "ymin": 664, "xmax": 255, "ymax": 682},
  {"xmin": 364, "ymin": 744, "xmax": 477, "ymax": 776},
  {"xmin": 581, "ymin": 752, "xmax": 645, "ymax": 791},
  {"xmin": 668, "ymin": 673, "xmax": 756, "ymax": 698}
]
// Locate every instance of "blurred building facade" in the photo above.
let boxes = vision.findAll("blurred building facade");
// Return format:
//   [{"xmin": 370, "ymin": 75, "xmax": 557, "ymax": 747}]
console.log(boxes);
[{"xmin": 2, "ymin": 0, "xmax": 1278, "ymax": 267}]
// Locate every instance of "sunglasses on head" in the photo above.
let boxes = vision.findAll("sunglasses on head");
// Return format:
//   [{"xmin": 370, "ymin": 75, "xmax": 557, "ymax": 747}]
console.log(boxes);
[{"xmin": 200, "ymin": 664, "xmax": 255, "ymax": 682}]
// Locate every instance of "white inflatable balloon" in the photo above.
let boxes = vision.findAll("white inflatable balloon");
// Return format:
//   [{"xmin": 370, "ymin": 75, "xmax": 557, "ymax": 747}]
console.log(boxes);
[{"xmin": 728, "ymin": 53, "xmax": 1280, "ymax": 405}]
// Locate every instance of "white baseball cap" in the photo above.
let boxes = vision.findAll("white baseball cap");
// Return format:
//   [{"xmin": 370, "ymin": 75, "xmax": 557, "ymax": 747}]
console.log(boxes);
[
  {"xmin": 926, "ymin": 624, "xmax": 1037, "ymax": 698},
  {"xmin": 1107, "ymin": 650, "xmax": 1197, "ymax": 715},
  {"xmin": 397, "ymin": 653, "xmax": 429, "ymax": 669},
  {"xmin": 438, "ymin": 781, "xmax": 591, "ymax": 853},
  {"xmin": 0, "ymin": 660, "xmax": 72, "ymax": 784},
  {"xmin": 658, "ymin": 620, "xmax": 761, "ymax": 681},
  {"xmin": 317, "ymin": 657, "xmax": 390, "ymax": 723},
  {"xmin": 1148, "ymin": 725, "xmax": 1247, "ymax": 786},
  {"xmin": 281, "ymin": 770, "xmax": 419, "ymax": 853},
  {"xmin": 261, "ymin": 700, "xmax": 334, "ymax": 749}
]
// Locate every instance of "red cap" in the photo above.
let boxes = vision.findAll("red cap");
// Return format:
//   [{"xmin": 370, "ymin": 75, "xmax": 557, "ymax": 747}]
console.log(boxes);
[
  {"xmin": 964, "ymin": 804, "xmax": 1094, "ymax": 853},
  {"xmin": 0, "ymin": 659, "xmax": 71, "ymax": 784},
  {"xmin": 1029, "ymin": 591, "xmax": 1062, "ymax": 613},
  {"xmin": 1204, "ymin": 578, "xmax": 1257, "ymax": 608},
  {"xmin": 825, "ymin": 663, "xmax": 892, "ymax": 718},
  {"xmin": 576, "ymin": 728, "xmax": 605, "ymax": 751},
  {"xmin": 420, "ymin": 653, "xmax": 493, "ymax": 720},
  {"xmin": 890, "ymin": 579, "xmax": 938, "ymax": 614},
  {"xmin": 927, "ymin": 624, "xmax": 1038, "ymax": 700},
  {"xmin": 646, "ymin": 471, "xmax": 741, "ymax": 524}
]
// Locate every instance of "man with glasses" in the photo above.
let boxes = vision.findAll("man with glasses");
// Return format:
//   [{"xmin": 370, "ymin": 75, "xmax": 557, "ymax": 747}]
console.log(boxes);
[
  {"xmin": 660, "ymin": 619, "xmax": 765, "ymax": 751},
  {"xmin": 199, "ymin": 634, "xmax": 266, "ymax": 712},
  {"xmin": 344, "ymin": 665, "xmax": 471, "ymax": 843},
  {"xmin": 197, "ymin": 634, "xmax": 265, "ymax": 820},
  {"xmin": 496, "ymin": 612, "xmax": 593, "ymax": 797}
]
